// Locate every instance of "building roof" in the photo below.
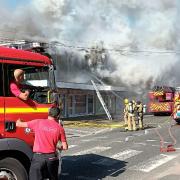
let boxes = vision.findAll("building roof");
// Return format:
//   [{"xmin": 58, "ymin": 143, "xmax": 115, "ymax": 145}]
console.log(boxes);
[{"xmin": 56, "ymin": 81, "xmax": 126, "ymax": 91}]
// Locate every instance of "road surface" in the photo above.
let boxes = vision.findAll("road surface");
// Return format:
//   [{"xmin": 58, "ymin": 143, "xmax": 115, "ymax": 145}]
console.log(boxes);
[{"xmin": 60, "ymin": 115, "xmax": 180, "ymax": 180}]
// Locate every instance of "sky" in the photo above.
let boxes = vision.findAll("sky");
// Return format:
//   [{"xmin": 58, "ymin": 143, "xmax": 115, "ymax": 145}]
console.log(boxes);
[
  {"xmin": 0, "ymin": 0, "xmax": 180, "ymax": 93},
  {"xmin": 3, "ymin": 0, "xmax": 30, "ymax": 8}
]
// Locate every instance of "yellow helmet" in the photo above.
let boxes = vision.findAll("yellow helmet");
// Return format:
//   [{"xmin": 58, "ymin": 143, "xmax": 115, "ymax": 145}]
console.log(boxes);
[{"xmin": 124, "ymin": 98, "xmax": 129, "ymax": 104}]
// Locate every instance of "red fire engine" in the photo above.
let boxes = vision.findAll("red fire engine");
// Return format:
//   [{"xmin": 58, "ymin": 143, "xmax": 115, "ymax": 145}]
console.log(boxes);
[
  {"xmin": 148, "ymin": 86, "xmax": 175, "ymax": 115},
  {"xmin": 0, "ymin": 44, "xmax": 57, "ymax": 179}
]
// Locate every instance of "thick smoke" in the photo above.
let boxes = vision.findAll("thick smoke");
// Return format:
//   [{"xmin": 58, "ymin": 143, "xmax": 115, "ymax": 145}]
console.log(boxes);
[{"xmin": 0, "ymin": 0, "xmax": 180, "ymax": 91}]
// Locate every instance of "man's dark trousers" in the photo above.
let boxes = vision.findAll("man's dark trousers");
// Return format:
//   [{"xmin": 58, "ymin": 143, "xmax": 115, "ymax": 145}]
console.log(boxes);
[{"xmin": 29, "ymin": 153, "xmax": 59, "ymax": 180}]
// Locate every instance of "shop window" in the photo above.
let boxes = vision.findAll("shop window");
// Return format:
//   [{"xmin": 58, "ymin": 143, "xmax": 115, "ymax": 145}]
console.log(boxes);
[
  {"xmin": 67, "ymin": 95, "xmax": 73, "ymax": 115},
  {"xmin": 75, "ymin": 95, "xmax": 86, "ymax": 114},
  {"xmin": 88, "ymin": 95, "xmax": 94, "ymax": 114},
  {"xmin": 59, "ymin": 95, "xmax": 66, "ymax": 117},
  {"xmin": 96, "ymin": 95, "xmax": 105, "ymax": 114},
  {"xmin": 109, "ymin": 96, "xmax": 116, "ymax": 113}
]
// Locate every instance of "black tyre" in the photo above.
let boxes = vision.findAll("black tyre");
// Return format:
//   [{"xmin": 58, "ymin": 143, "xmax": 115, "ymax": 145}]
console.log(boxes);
[
  {"xmin": 0, "ymin": 157, "xmax": 28, "ymax": 180},
  {"xmin": 153, "ymin": 112, "xmax": 160, "ymax": 116},
  {"xmin": 175, "ymin": 119, "xmax": 180, "ymax": 124}
]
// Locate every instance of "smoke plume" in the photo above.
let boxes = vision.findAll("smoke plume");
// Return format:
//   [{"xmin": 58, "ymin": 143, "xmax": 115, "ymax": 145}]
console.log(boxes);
[{"xmin": 0, "ymin": 0, "xmax": 180, "ymax": 92}]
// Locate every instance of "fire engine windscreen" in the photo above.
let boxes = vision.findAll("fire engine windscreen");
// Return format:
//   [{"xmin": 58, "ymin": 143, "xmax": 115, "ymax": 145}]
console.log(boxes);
[
  {"xmin": 24, "ymin": 66, "xmax": 49, "ymax": 87},
  {"xmin": 21, "ymin": 66, "xmax": 56, "ymax": 104}
]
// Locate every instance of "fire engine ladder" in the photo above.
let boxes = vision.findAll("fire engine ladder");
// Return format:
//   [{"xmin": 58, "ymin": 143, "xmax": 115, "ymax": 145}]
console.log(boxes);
[{"xmin": 91, "ymin": 80, "xmax": 112, "ymax": 120}]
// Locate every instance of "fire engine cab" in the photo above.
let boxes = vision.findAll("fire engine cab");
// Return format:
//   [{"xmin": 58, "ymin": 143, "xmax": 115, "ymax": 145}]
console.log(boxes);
[{"xmin": 0, "ymin": 43, "xmax": 57, "ymax": 180}]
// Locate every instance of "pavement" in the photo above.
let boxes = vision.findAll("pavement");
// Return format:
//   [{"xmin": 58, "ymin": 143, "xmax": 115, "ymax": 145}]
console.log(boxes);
[
  {"xmin": 63, "ymin": 115, "xmax": 157, "ymax": 128},
  {"xmin": 63, "ymin": 119, "xmax": 125, "ymax": 128}
]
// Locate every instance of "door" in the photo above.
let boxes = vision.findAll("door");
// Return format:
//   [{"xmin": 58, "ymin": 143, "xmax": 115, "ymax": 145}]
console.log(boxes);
[{"xmin": 3, "ymin": 64, "xmax": 51, "ymax": 147}]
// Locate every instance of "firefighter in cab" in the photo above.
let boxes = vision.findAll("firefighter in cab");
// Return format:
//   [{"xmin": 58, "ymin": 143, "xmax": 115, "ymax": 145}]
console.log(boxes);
[
  {"xmin": 123, "ymin": 98, "xmax": 129, "ymax": 127},
  {"xmin": 127, "ymin": 100, "xmax": 137, "ymax": 131},
  {"xmin": 136, "ymin": 101, "xmax": 144, "ymax": 130}
]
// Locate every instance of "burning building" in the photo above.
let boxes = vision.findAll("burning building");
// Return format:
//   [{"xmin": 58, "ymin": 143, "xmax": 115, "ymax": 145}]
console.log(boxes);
[{"xmin": 0, "ymin": 40, "xmax": 129, "ymax": 119}]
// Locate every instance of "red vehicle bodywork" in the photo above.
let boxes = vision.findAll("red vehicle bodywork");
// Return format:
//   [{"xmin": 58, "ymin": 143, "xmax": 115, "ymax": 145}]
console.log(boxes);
[
  {"xmin": 0, "ymin": 46, "xmax": 51, "ymax": 66},
  {"xmin": 148, "ymin": 86, "xmax": 175, "ymax": 115},
  {"xmin": 0, "ymin": 46, "xmax": 56, "ymax": 179}
]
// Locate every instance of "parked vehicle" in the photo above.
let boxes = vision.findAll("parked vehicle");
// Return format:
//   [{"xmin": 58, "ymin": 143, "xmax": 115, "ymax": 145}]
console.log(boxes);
[
  {"xmin": 148, "ymin": 86, "xmax": 175, "ymax": 115},
  {"xmin": 0, "ymin": 45, "xmax": 57, "ymax": 180}
]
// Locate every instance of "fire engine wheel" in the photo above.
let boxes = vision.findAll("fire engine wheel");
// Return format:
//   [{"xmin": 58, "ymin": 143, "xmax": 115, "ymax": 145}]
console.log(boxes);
[
  {"xmin": 175, "ymin": 119, "xmax": 180, "ymax": 124},
  {"xmin": 0, "ymin": 157, "xmax": 28, "ymax": 180}
]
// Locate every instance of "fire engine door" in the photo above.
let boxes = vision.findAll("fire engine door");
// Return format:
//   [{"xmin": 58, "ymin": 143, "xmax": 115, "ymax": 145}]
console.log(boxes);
[
  {"xmin": 3, "ymin": 64, "xmax": 51, "ymax": 146},
  {"xmin": 3, "ymin": 64, "xmax": 45, "ymax": 145}
]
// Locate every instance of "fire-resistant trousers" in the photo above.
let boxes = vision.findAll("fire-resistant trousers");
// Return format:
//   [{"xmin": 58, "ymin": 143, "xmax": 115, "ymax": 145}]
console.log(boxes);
[
  {"xmin": 127, "ymin": 114, "xmax": 137, "ymax": 131},
  {"xmin": 29, "ymin": 153, "xmax": 59, "ymax": 180},
  {"xmin": 137, "ymin": 113, "xmax": 143, "ymax": 129},
  {"xmin": 124, "ymin": 112, "xmax": 128, "ymax": 125}
]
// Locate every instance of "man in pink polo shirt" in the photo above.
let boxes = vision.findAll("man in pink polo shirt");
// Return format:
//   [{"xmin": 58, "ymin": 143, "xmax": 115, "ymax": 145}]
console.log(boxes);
[
  {"xmin": 16, "ymin": 107, "xmax": 68, "ymax": 180},
  {"xmin": 10, "ymin": 69, "xmax": 30, "ymax": 100}
]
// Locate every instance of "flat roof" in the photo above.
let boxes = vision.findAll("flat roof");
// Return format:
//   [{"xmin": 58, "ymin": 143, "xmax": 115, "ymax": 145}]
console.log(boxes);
[{"xmin": 56, "ymin": 81, "xmax": 126, "ymax": 91}]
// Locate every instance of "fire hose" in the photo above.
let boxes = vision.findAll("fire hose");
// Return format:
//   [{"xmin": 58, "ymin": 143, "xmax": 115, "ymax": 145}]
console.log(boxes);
[{"xmin": 154, "ymin": 115, "xmax": 176, "ymax": 152}]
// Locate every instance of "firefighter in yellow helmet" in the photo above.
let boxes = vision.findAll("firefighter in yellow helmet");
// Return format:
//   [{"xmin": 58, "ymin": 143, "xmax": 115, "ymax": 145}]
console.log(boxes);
[
  {"xmin": 127, "ymin": 100, "xmax": 137, "ymax": 131},
  {"xmin": 123, "ymin": 98, "xmax": 129, "ymax": 128},
  {"xmin": 136, "ymin": 101, "xmax": 144, "ymax": 130}
]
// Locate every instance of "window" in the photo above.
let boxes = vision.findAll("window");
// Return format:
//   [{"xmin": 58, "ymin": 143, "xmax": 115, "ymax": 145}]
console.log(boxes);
[
  {"xmin": 88, "ymin": 95, "xmax": 94, "ymax": 114},
  {"xmin": 96, "ymin": 95, "xmax": 105, "ymax": 114},
  {"xmin": 108, "ymin": 96, "xmax": 116, "ymax": 113},
  {"xmin": 59, "ymin": 95, "xmax": 66, "ymax": 117},
  {"xmin": 75, "ymin": 95, "xmax": 86, "ymax": 114},
  {"xmin": 67, "ymin": 95, "xmax": 73, "ymax": 116}
]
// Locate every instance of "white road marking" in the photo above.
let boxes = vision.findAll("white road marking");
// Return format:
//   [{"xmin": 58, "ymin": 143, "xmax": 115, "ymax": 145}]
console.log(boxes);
[
  {"xmin": 134, "ymin": 143, "xmax": 146, "ymax": 146},
  {"xmin": 163, "ymin": 141, "xmax": 172, "ymax": 144},
  {"xmin": 112, "ymin": 140, "xmax": 123, "ymax": 143},
  {"xmin": 95, "ymin": 136, "xmax": 108, "ymax": 139},
  {"xmin": 125, "ymin": 136, "xmax": 134, "ymax": 142},
  {"xmin": 66, "ymin": 128, "xmax": 90, "ymax": 133},
  {"xmin": 152, "ymin": 144, "xmax": 159, "ymax": 147},
  {"xmin": 66, "ymin": 128, "xmax": 111, "ymax": 138},
  {"xmin": 82, "ymin": 139, "xmax": 93, "ymax": 142},
  {"xmin": 134, "ymin": 133, "xmax": 144, "ymax": 136},
  {"xmin": 146, "ymin": 139, "xmax": 157, "ymax": 142},
  {"xmin": 108, "ymin": 167, "xmax": 125, "ymax": 176},
  {"xmin": 130, "ymin": 154, "xmax": 176, "ymax": 172},
  {"xmin": 92, "ymin": 149, "xmax": 142, "ymax": 166},
  {"xmin": 111, "ymin": 149, "xmax": 142, "ymax": 160},
  {"xmin": 68, "ymin": 145, "xmax": 77, "ymax": 148},
  {"xmin": 174, "ymin": 147, "xmax": 180, "ymax": 150},
  {"xmin": 92, "ymin": 128, "xmax": 112, "ymax": 134},
  {"xmin": 145, "ymin": 129, "xmax": 152, "ymax": 134},
  {"xmin": 73, "ymin": 146, "xmax": 111, "ymax": 156},
  {"xmin": 82, "ymin": 136, "xmax": 108, "ymax": 142}
]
